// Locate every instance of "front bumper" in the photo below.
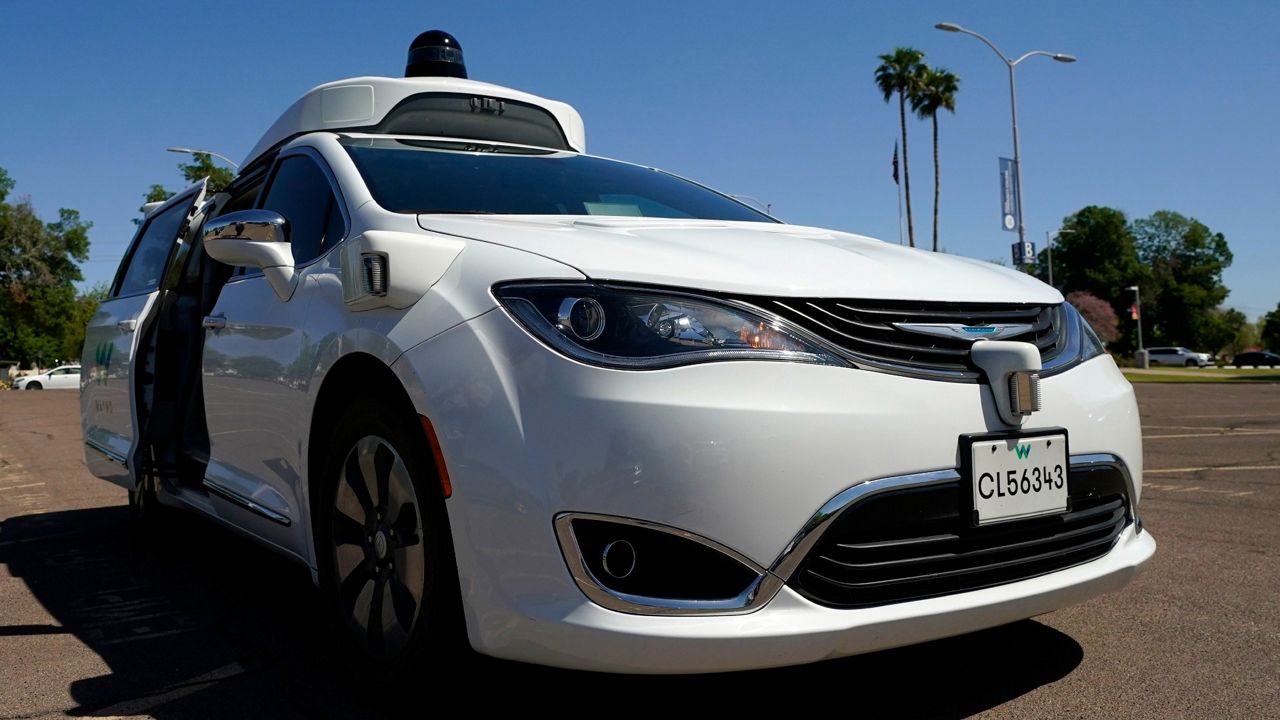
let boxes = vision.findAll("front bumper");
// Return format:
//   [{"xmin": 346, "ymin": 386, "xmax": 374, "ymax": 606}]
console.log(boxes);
[
  {"xmin": 489, "ymin": 525, "xmax": 1153, "ymax": 673},
  {"xmin": 395, "ymin": 308, "xmax": 1150, "ymax": 672}
]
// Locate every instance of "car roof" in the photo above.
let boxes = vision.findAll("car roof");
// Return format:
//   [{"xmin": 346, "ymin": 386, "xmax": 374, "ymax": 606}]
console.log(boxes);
[{"xmin": 244, "ymin": 76, "xmax": 586, "ymax": 169}]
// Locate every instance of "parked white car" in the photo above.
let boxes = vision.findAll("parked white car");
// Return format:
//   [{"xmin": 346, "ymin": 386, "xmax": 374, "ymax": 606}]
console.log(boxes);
[
  {"xmin": 1147, "ymin": 346, "xmax": 1211, "ymax": 367},
  {"xmin": 14, "ymin": 365, "xmax": 81, "ymax": 390},
  {"xmin": 80, "ymin": 32, "xmax": 1153, "ymax": 679}
]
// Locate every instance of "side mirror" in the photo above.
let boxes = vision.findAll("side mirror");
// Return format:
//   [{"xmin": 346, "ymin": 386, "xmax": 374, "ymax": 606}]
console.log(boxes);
[{"xmin": 203, "ymin": 210, "xmax": 298, "ymax": 301}]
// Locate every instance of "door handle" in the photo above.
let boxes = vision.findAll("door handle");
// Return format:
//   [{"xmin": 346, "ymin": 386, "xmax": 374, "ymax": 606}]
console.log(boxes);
[
  {"xmin": 116, "ymin": 319, "xmax": 137, "ymax": 332},
  {"xmin": 202, "ymin": 316, "xmax": 227, "ymax": 330}
]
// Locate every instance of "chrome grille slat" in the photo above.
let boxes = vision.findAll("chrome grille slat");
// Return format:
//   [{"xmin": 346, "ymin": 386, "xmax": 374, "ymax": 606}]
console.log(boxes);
[
  {"xmin": 789, "ymin": 469, "xmax": 1132, "ymax": 608},
  {"xmin": 757, "ymin": 298, "xmax": 1064, "ymax": 380}
]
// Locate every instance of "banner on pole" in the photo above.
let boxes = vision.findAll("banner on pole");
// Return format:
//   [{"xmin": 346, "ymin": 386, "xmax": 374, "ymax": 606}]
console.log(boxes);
[
  {"xmin": 999, "ymin": 157, "xmax": 1020, "ymax": 232},
  {"xmin": 1011, "ymin": 241, "xmax": 1036, "ymax": 266}
]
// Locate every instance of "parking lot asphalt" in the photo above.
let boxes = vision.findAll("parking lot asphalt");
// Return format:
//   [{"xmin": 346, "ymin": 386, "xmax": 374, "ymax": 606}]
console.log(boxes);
[{"xmin": 1, "ymin": 385, "xmax": 1276, "ymax": 719}]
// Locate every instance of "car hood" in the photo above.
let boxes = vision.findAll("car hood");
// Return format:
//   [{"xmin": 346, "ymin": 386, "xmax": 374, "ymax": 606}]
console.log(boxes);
[{"xmin": 418, "ymin": 215, "xmax": 1063, "ymax": 303}]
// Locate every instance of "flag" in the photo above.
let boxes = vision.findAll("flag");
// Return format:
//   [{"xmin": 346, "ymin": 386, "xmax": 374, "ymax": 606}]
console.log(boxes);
[
  {"xmin": 891, "ymin": 142, "xmax": 900, "ymax": 186},
  {"xmin": 1130, "ymin": 303, "xmax": 1140, "ymax": 320}
]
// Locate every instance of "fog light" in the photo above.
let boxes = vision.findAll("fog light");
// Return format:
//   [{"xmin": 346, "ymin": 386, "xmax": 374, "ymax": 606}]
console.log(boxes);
[
  {"xmin": 559, "ymin": 516, "xmax": 760, "ymax": 603},
  {"xmin": 556, "ymin": 297, "xmax": 605, "ymax": 341},
  {"xmin": 601, "ymin": 539, "xmax": 636, "ymax": 579}
]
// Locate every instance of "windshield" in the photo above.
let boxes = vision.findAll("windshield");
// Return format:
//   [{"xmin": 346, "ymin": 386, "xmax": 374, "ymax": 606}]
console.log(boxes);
[{"xmin": 341, "ymin": 137, "xmax": 774, "ymax": 222}]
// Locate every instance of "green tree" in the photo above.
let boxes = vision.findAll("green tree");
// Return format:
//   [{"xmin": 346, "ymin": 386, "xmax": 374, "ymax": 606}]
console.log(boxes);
[
  {"xmin": 63, "ymin": 283, "xmax": 109, "ymax": 360},
  {"xmin": 1038, "ymin": 206, "xmax": 1148, "ymax": 352},
  {"xmin": 910, "ymin": 66, "xmax": 960, "ymax": 253},
  {"xmin": 875, "ymin": 47, "xmax": 925, "ymax": 248},
  {"xmin": 1262, "ymin": 303, "xmax": 1280, "ymax": 351},
  {"xmin": 1200, "ymin": 308, "xmax": 1247, "ymax": 358},
  {"xmin": 0, "ymin": 166, "xmax": 93, "ymax": 366},
  {"xmin": 1132, "ymin": 211, "xmax": 1233, "ymax": 350},
  {"xmin": 139, "ymin": 151, "xmax": 234, "ymax": 221}
]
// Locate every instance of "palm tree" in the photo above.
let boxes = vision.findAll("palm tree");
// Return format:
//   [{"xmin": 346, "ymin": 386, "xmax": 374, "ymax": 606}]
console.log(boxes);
[
  {"xmin": 911, "ymin": 66, "xmax": 960, "ymax": 252},
  {"xmin": 875, "ymin": 48, "xmax": 925, "ymax": 248}
]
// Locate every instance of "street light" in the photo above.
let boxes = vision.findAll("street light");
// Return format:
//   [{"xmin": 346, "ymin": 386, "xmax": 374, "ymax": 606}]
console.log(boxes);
[
  {"xmin": 935, "ymin": 23, "xmax": 1075, "ymax": 252},
  {"xmin": 1045, "ymin": 228, "xmax": 1075, "ymax": 287},
  {"xmin": 166, "ymin": 146, "xmax": 240, "ymax": 170},
  {"xmin": 1127, "ymin": 285, "xmax": 1144, "ymax": 353}
]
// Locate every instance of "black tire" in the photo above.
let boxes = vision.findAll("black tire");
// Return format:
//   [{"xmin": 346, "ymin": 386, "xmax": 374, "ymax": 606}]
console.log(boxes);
[
  {"xmin": 315, "ymin": 392, "xmax": 462, "ymax": 689},
  {"xmin": 1185, "ymin": 359, "xmax": 1196, "ymax": 367},
  {"xmin": 26, "ymin": 381, "xmax": 42, "ymax": 390}
]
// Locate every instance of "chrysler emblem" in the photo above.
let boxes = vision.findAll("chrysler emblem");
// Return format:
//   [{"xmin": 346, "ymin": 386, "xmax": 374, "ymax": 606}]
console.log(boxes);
[{"xmin": 893, "ymin": 323, "xmax": 1035, "ymax": 342}]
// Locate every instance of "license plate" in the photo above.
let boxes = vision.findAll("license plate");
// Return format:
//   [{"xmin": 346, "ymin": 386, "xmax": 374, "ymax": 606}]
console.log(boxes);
[{"xmin": 969, "ymin": 432, "xmax": 1068, "ymax": 525}]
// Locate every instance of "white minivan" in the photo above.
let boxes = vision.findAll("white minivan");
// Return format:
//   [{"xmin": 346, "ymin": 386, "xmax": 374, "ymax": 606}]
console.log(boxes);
[{"xmin": 81, "ymin": 31, "xmax": 1153, "ymax": 679}]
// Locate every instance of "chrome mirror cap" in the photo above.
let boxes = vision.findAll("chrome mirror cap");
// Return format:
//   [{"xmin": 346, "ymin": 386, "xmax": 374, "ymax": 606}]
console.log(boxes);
[
  {"xmin": 202, "ymin": 209, "xmax": 289, "ymax": 244},
  {"xmin": 202, "ymin": 210, "xmax": 298, "ymax": 301}
]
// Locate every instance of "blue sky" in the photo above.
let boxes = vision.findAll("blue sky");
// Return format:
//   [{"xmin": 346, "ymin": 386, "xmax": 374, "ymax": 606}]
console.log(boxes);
[{"xmin": 2, "ymin": 1, "xmax": 1275, "ymax": 318}]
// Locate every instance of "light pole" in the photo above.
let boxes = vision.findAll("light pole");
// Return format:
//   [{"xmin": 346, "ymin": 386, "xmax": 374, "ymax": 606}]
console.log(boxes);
[
  {"xmin": 1045, "ymin": 227, "xmax": 1075, "ymax": 287},
  {"xmin": 166, "ymin": 146, "xmax": 239, "ymax": 170},
  {"xmin": 935, "ymin": 23, "xmax": 1075, "ymax": 251},
  {"xmin": 1127, "ymin": 285, "xmax": 1144, "ymax": 352}
]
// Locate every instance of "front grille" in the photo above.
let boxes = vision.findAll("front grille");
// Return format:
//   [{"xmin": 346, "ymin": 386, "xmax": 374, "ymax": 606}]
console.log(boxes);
[
  {"xmin": 754, "ymin": 298, "xmax": 1064, "ymax": 378},
  {"xmin": 791, "ymin": 465, "xmax": 1131, "ymax": 609}
]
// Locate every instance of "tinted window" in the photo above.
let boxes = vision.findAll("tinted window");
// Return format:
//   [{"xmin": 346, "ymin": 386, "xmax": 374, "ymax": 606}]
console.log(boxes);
[
  {"xmin": 116, "ymin": 199, "xmax": 189, "ymax": 296},
  {"xmin": 342, "ymin": 138, "xmax": 773, "ymax": 222},
  {"xmin": 260, "ymin": 155, "xmax": 344, "ymax": 265}
]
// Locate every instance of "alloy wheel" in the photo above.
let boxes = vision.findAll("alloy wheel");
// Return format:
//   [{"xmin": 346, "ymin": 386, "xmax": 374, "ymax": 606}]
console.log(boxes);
[{"xmin": 332, "ymin": 435, "xmax": 426, "ymax": 659}]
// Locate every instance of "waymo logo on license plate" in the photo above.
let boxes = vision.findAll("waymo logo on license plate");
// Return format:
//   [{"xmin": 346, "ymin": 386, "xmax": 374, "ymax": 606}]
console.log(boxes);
[{"xmin": 970, "ymin": 433, "xmax": 1067, "ymax": 525}]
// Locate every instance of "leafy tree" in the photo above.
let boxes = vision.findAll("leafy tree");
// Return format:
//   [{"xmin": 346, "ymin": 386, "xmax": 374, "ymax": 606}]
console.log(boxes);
[
  {"xmin": 0, "ymin": 166, "xmax": 93, "ymax": 367},
  {"xmin": 63, "ymin": 283, "xmax": 109, "ymax": 360},
  {"xmin": 138, "ymin": 152, "xmax": 234, "ymax": 221},
  {"xmin": 1037, "ymin": 206, "xmax": 1147, "ymax": 353},
  {"xmin": 1132, "ymin": 211, "xmax": 1233, "ymax": 350},
  {"xmin": 1199, "ymin": 308, "xmax": 1247, "ymax": 359},
  {"xmin": 875, "ymin": 47, "xmax": 925, "ymax": 248},
  {"xmin": 1066, "ymin": 291, "xmax": 1119, "ymax": 344},
  {"xmin": 1262, "ymin": 303, "xmax": 1280, "ymax": 351},
  {"xmin": 910, "ymin": 66, "xmax": 960, "ymax": 253}
]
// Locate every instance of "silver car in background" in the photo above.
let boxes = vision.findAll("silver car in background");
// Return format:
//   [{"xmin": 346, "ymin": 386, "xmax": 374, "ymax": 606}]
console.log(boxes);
[{"xmin": 1146, "ymin": 347, "xmax": 1211, "ymax": 367}]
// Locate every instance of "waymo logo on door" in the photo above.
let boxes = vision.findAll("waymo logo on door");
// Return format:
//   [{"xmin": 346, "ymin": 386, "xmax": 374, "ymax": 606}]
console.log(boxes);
[{"xmin": 1014, "ymin": 444, "xmax": 1032, "ymax": 459}]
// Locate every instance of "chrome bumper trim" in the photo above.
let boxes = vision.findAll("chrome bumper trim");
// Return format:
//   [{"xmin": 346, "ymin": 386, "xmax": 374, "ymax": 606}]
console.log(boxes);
[
  {"xmin": 203, "ymin": 477, "xmax": 291, "ymax": 526},
  {"xmin": 554, "ymin": 512, "xmax": 783, "ymax": 616},
  {"xmin": 557, "ymin": 453, "xmax": 1136, "ymax": 616},
  {"xmin": 769, "ymin": 452, "xmax": 1138, "ymax": 582}
]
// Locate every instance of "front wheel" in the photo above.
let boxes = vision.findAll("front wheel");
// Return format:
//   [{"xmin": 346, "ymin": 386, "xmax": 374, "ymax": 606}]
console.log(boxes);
[
  {"xmin": 316, "ymin": 394, "xmax": 461, "ymax": 686},
  {"xmin": 1185, "ymin": 359, "xmax": 1196, "ymax": 367},
  {"xmin": 26, "ymin": 382, "xmax": 42, "ymax": 390}
]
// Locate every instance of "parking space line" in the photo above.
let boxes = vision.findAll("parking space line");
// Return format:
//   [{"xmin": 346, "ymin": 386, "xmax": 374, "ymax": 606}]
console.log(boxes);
[
  {"xmin": 1144, "ymin": 482, "xmax": 1255, "ymax": 497},
  {"xmin": 1146, "ymin": 465, "xmax": 1280, "ymax": 474},
  {"xmin": 1179, "ymin": 412, "xmax": 1280, "ymax": 419},
  {"xmin": 1144, "ymin": 430, "xmax": 1280, "ymax": 439},
  {"xmin": 0, "ymin": 482, "xmax": 45, "ymax": 491},
  {"xmin": 1144, "ymin": 425, "xmax": 1232, "ymax": 430}
]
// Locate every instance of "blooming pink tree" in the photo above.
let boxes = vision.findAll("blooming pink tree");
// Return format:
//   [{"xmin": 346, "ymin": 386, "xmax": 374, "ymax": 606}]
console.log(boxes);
[{"xmin": 1067, "ymin": 291, "xmax": 1120, "ymax": 345}]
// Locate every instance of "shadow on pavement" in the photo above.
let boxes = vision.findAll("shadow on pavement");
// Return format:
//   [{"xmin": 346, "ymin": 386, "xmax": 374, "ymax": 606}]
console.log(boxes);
[{"xmin": 1, "ymin": 505, "xmax": 1083, "ymax": 718}]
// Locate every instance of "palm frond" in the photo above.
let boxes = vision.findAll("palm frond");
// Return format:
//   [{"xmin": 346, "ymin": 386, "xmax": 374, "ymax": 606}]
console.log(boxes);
[
  {"xmin": 910, "ymin": 66, "xmax": 961, "ymax": 119},
  {"xmin": 873, "ymin": 47, "xmax": 926, "ymax": 104}
]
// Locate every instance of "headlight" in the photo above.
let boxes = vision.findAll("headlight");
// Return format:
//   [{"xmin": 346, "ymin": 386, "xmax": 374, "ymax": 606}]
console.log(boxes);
[
  {"xmin": 494, "ymin": 283, "xmax": 846, "ymax": 369},
  {"xmin": 1065, "ymin": 302, "xmax": 1107, "ymax": 362}
]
